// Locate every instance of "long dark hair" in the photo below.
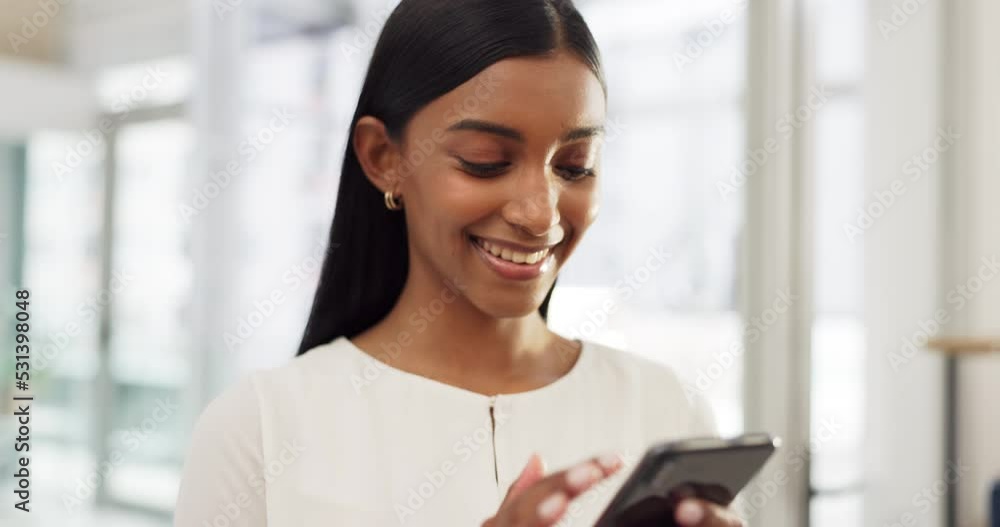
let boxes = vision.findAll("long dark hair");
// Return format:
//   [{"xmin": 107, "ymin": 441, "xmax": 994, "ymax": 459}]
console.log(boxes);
[{"xmin": 297, "ymin": 0, "xmax": 605, "ymax": 355}]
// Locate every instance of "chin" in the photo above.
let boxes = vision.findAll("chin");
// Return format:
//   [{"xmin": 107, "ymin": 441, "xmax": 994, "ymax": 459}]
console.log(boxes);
[{"xmin": 467, "ymin": 286, "xmax": 552, "ymax": 319}]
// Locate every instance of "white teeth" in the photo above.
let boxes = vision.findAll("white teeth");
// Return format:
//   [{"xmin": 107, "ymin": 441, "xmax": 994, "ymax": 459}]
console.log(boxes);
[{"xmin": 475, "ymin": 237, "xmax": 549, "ymax": 265}]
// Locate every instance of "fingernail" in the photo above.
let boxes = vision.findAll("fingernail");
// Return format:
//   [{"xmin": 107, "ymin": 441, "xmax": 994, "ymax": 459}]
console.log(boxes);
[
  {"xmin": 566, "ymin": 462, "xmax": 601, "ymax": 490},
  {"xmin": 597, "ymin": 452, "xmax": 622, "ymax": 470},
  {"xmin": 676, "ymin": 500, "xmax": 704, "ymax": 525},
  {"xmin": 538, "ymin": 492, "xmax": 567, "ymax": 520}
]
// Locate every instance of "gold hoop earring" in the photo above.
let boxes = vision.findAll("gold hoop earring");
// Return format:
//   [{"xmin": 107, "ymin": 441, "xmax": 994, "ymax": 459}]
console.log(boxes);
[{"xmin": 384, "ymin": 190, "xmax": 402, "ymax": 211}]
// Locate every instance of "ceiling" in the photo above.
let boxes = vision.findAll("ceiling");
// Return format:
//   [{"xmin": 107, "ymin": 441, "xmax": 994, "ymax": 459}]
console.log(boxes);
[
  {"xmin": 1, "ymin": 0, "xmax": 369, "ymax": 69},
  {"xmin": 0, "ymin": 1, "xmax": 69, "ymax": 62}
]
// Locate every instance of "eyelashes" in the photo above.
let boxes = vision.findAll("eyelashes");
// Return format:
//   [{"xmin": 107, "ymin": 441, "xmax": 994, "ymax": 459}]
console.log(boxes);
[
  {"xmin": 556, "ymin": 166, "xmax": 596, "ymax": 180},
  {"xmin": 458, "ymin": 158, "xmax": 511, "ymax": 178},
  {"xmin": 456, "ymin": 157, "xmax": 595, "ymax": 181}
]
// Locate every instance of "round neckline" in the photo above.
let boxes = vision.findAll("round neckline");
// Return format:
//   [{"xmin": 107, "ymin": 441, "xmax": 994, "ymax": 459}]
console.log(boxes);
[{"xmin": 334, "ymin": 335, "xmax": 591, "ymax": 402}]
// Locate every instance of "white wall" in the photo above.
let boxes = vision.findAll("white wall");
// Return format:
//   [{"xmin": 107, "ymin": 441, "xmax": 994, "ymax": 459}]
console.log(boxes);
[
  {"xmin": 70, "ymin": 0, "xmax": 189, "ymax": 69},
  {"xmin": 0, "ymin": 60, "xmax": 96, "ymax": 139},
  {"xmin": 945, "ymin": 0, "xmax": 1000, "ymax": 524},
  {"xmin": 0, "ymin": 0, "xmax": 68, "ymax": 62},
  {"xmin": 866, "ymin": 0, "xmax": 1000, "ymax": 524},
  {"xmin": 864, "ymin": 0, "xmax": 946, "ymax": 525},
  {"xmin": 0, "ymin": 147, "xmax": 21, "ymax": 289},
  {"xmin": 1, "ymin": 0, "xmax": 188, "ymax": 67}
]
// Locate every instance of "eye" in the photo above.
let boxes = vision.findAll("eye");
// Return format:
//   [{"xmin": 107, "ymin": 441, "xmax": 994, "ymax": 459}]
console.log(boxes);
[
  {"xmin": 457, "ymin": 158, "xmax": 511, "ymax": 178},
  {"xmin": 555, "ymin": 165, "xmax": 596, "ymax": 181}
]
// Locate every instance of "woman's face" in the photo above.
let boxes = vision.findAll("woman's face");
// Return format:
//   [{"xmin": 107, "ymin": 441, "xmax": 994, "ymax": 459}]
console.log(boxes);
[{"xmin": 389, "ymin": 51, "xmax": 606, "ymax": 317}]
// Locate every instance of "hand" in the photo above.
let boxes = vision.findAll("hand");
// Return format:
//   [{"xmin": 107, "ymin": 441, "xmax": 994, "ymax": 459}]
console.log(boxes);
[
  {"xmin": 481, "ymin": 452, "xmax": 624, "ymax": 527},
  {"xmin": 673, "ymin": 498, "xmax": 744, "ymax": 527}
]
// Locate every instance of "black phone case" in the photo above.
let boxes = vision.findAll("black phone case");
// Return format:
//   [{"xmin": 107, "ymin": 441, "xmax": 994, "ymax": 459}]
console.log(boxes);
[{"xmin": 593, "ymin": 434, "xmax": 778, "ymax": 527}]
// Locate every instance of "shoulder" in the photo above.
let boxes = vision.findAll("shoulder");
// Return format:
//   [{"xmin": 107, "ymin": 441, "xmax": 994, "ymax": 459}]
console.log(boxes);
[
  {"xmin": 176, "ymin": 375, "xmax": 268, "ymax": 524},
  {"xmin": 189, "ymin": 373, "xmax": 263, "ymax": 446},
  {"xmin": 580, "ymin": 339, "xmax": 718, "ymax": 437},
  {"xmin": 247, "ymin": 338, "xmax": 349, "ymax": 396},
  {"xmin": 186, "ymin": 339, "xmax": 346, "ymax": 444},
  {"xmin": 581, "ymin": 339, "xmax": 688, "ymax": 397},
  {"xmin": 179, "ymin": 372, "xmax": 273, "ymax": 488},
  {"xmin": 176, "ymin": 343, "xmax": 347, "ymax": 520},
  {"xmin": 251, "ymin": 337, "xmax": 396, "ymax": 410}
]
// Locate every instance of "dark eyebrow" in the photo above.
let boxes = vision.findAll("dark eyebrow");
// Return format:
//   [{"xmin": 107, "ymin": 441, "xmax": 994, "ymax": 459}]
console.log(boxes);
[
  {"xmin": 445, "ymin": 119, "xmax": 605, "ymax": 143},
  {"xmin": 446, "ymin": 119, "xmax": 523, "ymax": 140},
  {"xmin": 562, "ymin": 125, "xmax": 605, "ymax": 142}
]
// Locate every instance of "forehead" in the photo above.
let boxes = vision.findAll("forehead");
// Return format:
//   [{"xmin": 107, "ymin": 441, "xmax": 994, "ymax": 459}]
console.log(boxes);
[{"xmin": 411, "ymin": 52, "xmax": 607, "ymax": 141}]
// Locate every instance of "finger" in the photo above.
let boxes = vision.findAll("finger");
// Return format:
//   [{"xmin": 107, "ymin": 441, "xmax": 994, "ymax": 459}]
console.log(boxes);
[
  {"xmin": 674, "ymin": 499, "xmax": 744, "ymax": 527},
  {"xmin": 502, "ymin": 453, "xmax": 547, "ymax": 505},
  {"xmin": 498, "ymin": 453, "xmax": 624, "ymax": 526}
]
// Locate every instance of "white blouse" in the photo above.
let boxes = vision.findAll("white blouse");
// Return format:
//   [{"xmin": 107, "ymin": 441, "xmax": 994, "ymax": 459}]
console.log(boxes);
[{"xmin": 174, "ymin": 336, "xmax": 717, "ymax": 526}]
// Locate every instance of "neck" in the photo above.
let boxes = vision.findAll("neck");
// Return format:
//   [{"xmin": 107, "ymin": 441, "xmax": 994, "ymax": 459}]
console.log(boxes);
[{"xmin": 359, "ymin": 260, "xmax": 556, "ymax": 383}]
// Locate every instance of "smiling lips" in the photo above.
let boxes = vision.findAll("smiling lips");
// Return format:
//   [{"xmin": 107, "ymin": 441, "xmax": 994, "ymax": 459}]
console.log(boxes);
[
  {"xmin": 470, "ymin": 235, "xmax": 557, "ymax": 280},
  {"xmin": 475, "ymin": 237, "xmax": 550, "ymax": 264}
]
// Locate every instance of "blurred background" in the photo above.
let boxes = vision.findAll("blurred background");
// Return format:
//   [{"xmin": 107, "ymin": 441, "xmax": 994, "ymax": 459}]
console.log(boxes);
[{"xmin": 0, "ymin": 0, "xmax": 997, "ymax": 525}]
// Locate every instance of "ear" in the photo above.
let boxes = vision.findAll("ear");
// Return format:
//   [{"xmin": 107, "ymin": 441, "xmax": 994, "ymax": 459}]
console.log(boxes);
[{"xmin": 353, "ymin": 116, "xmax": 402, "ymax": 194}]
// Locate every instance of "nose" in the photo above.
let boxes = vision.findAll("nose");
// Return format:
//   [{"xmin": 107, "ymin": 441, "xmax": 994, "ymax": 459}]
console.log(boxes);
[{"xmin": 500, "ymin": 165, "xmax": 561, "ymax": 238}]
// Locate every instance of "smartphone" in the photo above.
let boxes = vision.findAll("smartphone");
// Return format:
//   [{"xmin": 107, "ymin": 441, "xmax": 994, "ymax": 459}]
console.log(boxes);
[{"xmin": 593, "ymin": 433, "xmax": 780, "ymax": 527}]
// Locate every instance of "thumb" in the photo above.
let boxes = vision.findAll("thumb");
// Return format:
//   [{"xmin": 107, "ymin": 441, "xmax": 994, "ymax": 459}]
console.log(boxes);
[{"xmin": 502, "ymin": 453, "xmax": 547, "ymax": 504}]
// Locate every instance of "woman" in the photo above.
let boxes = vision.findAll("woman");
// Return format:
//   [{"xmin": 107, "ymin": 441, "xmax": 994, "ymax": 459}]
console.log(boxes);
[{"xmin": 175, "ymin": 0, "xmax": 743, "ymax": 525}]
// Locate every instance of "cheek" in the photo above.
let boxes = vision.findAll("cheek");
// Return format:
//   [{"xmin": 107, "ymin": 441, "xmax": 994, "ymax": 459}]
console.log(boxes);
[
  {"xmin": 435, "ymin": 177, "xmax": 498, "ymax": 222},
  {"xmin": 404, "ymin": 164, "xmax": 493, "ymax": 248},
  {"xmin": 563, "ymin": 182, "xmax": 600, "ymax": 234}
]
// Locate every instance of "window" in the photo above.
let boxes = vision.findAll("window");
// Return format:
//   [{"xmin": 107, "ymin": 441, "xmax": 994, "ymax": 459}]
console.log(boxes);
[
  {"xmin": 12, "ymin": 2, "xmax": 866, "ymax": 524},
  {"xmin": 234, "ymin": 0, "xmax": 751, "ymax": 437},
  {"xmin": 808, "ymin": 0, "xmax": 866, "ymax": 524},
  {"xmin": 20, "ymin": 56, "xmax": 195, "ymax": 518},
  {"xmin": 22, "ymin": 130, "xmax": 105, "ymax": 511},
  {"xmin": 548, "ymin": 0, "xmax": 748, "ymax": 436},
  {"xmin": 105, "ymin": 118, "xmax": 194, "ymax": 510}
]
